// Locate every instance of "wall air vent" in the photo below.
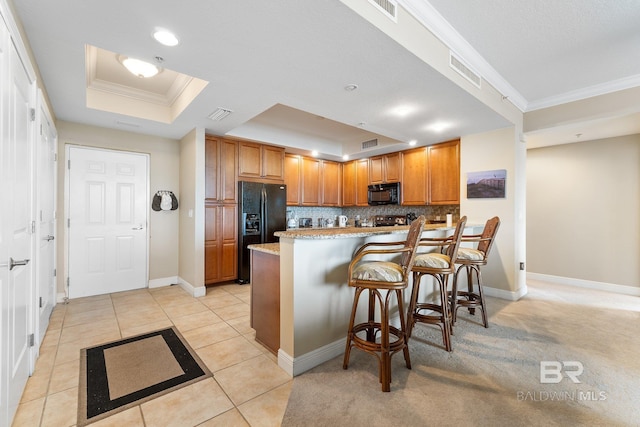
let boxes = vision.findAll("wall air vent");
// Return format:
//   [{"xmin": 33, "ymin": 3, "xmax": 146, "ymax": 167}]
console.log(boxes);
[
  {"xmin": 362, "ymin": 139, "xmax": 378, "ymax": 150},
  {"xmin": 368, "ymin": 0, "xmax": 397, "ymax": 22},
  {"xmin": 449, "ymin": 51, "xmax": 482, "ymax": 89},
  {"xmin": 208, "ymin": 108, "xmax": 233, "ymax": 121}
]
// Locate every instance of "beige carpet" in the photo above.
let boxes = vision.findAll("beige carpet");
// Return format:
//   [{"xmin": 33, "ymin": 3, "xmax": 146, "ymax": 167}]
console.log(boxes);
[
  {"xmin": 78, "ymin": 327, "xmax": 212, "ymax": 426},
  {"xmin": 282, "ymin": 281, "xmax": 640, "ymax": 426}
]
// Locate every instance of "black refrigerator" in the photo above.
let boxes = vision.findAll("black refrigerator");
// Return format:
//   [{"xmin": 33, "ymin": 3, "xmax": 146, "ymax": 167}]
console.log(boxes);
[{"xmin": 237, "ymin": 181, "xmax": 287, "ymax": 283}]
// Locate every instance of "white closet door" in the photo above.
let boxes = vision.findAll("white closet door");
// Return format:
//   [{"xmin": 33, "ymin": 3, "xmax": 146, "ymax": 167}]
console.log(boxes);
[{"xmin": 0, "ymin": 21, "xmax": 35, "ymax": 425}]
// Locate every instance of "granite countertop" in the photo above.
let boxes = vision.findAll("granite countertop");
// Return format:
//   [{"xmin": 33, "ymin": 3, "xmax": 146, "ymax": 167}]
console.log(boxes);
[
  {"xmin": 275, "ymin": 223, "xmax": 456, "ymax": 240},
  {"xmin": 248, "ymin": 242, "xmax": 280, "ymax": 255}
]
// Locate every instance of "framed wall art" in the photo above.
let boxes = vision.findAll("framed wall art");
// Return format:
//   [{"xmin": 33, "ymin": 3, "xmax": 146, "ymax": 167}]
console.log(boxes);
[{"xmin": 466, "ymin": 169, "xmax": 506, "ymax": 198}]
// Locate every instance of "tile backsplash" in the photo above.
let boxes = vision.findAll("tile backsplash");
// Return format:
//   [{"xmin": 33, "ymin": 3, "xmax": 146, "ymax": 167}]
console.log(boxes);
[{"xmin": 287, "ymin": 205, "xmax": 460, "ymax": 227}]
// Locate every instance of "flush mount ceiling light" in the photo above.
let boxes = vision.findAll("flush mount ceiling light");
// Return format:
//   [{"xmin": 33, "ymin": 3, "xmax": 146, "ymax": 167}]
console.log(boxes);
[
  {"xmin": 121, "ymin": 57, "xmax": 159, "ymax": 78},
  {"xmin": 153, "ymin": 29, "xmax": 179, "ymax": 47}
]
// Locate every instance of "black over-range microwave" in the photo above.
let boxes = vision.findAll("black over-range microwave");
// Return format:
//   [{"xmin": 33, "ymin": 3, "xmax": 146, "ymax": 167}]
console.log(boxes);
[{"xmin": 367, "ymin": 182, "xmax": 400, "ymax": 205}]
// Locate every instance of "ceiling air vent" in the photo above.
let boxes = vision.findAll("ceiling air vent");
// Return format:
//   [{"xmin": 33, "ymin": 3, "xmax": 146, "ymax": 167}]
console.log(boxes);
[
  {"xmin": 449, "ymin": 51, "xmax": 482, "ymax": 89},
  {"xmin": 368, "ymin": 0, "xmax": 397, "ymax": 22},
  {"xmin": 208, "ymin": 108, "xmax": 233, "ymax": 121},
  {"xmin": 362, "ymin": 139, "xmax": 378, "ymax": 150}
]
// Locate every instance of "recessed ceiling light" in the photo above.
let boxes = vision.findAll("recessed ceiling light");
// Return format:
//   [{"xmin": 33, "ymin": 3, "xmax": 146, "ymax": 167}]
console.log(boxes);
[
  {"xmin": 344, "ymin": 84, "xmax": 358, "ymax": 91},
  {"xmin": 408, "ymin": 140, "xmax": 417, "ymax": 146},
  {"xmin": 342, "ymin": 154, "xmax": 350, "ymax": 160},
  {"xmin": 121, "ymin": 57, "xmax": 159, "ymax": 78},
  {"xmin": 311, "ymin": 150, "xmax": 319, "ymax": 157},
  {"xmin": 153, "ymin": 29, "xmax": 179, "ymax": 47}
]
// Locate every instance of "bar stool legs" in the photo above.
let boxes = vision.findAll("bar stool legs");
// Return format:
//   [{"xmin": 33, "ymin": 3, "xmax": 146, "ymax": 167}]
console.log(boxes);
[
  {"xmin": 451, "ymin": 263, "xmax": 489, "ymax": 327},
  {"xmin": 407, "ymin": 271, "xmax": 453, "ymax": 351},
  {"xmin": 343, "ymin": 287, "xmax": 411, "ymax": 392}
]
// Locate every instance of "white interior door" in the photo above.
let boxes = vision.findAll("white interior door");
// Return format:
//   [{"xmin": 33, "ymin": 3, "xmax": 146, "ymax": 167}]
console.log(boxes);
[
  {"xmin": 67, "ymin": 146, "xmax": 149, "ymax": 299},
  {"xmin": 0, "ymin": 24, "xmax": 35, "ymax": 425},
  {"xmin": 36, "ymin": 96, "xmax": 56, "ymax": 346}
]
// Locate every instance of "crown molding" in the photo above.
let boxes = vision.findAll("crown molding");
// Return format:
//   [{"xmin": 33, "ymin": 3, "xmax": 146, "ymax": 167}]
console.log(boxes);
[{"xmin": 526, "ymin": 74, "xmax": 640, "ymax": 112}]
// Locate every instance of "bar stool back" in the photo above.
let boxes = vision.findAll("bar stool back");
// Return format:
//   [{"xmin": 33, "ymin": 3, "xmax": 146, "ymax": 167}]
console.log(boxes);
[
  {"xmin": 451, "ymin": 216, "xmax": 500, "ymax": 328},
  {"xmin": 343, "ymin": 215, "xmax": 427, "ymax": 392},
  {"xmin": 407, "ymin": 216, "xmax": 467, "ymax": 351}
]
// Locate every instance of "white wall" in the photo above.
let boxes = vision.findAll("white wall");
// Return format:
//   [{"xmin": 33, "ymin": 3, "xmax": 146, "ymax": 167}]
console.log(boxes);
[
  {"xmin": 527, "ymin": 134, "xmax": 640, "ymax": 290},
  {"xmin": 460, "ymin": 126, "xmax": 526, "ymax": 299},
  {"xmin": 56, "ymin": 121, "xmax": 180, "ymax": 295}
]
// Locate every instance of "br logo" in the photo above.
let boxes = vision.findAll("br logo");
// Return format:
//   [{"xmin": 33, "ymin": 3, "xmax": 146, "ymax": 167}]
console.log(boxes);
[{"xmin": 540, "ymin": 361, "xmax": 584, "ymax": 384}]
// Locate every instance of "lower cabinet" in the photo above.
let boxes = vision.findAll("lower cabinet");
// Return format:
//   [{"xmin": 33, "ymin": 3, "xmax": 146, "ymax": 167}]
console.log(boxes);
[
  {"xmin": 250, "ymin": 250, "xmax": 280, "ymax": 354},
  {"xmin": 205, "ymin": 203, "xmax": 237, "ymax": 284}
]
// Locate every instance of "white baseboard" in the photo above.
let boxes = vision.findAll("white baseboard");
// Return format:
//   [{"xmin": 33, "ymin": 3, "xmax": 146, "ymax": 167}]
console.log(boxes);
[
  {"xmin": 527, "ymin": 272, "xmax": 640, "ymax": 296},
  {"xmin": 278, "ymin": 338, "xmax": 346, "ymax": 377},
  {"xmin": 148, "ymin": 276, "xmax": 178, "ymax": 289},
  {"xmin": 177, "ymin": 276, "xmax": 206, "ymax": 298},
  {"xmin": 483, "ymin": 284, "xmax": 528, "ymax": 301}
]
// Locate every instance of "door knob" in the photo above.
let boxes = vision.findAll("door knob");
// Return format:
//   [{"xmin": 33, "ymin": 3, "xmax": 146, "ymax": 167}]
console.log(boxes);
[
  {"xmin": 131, "ymin": 226, "xmax": 144, "ymax": 230},
  {"xmin": 44, "ymin": 235, "xmax": 55, "ymax": 241},
  {"xmin": 9, "ymin": 257, "xmax": 30, "ymax": 271}
]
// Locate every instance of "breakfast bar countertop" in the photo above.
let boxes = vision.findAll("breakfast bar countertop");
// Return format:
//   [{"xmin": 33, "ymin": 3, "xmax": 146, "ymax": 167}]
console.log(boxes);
[{"xmin": 275, "ymin": 223, "xmax": 456, "ymax": 240}]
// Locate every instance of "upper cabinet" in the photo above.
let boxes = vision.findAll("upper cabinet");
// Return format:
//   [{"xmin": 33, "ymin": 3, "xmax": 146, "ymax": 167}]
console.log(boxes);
[
  {"xmin": 205, "ymin": 136, "xmax": 237, "ymax": 204},
  {"xmin": 238, "ymin": 141, "xmax": 285, "ymax": 182},
  {"xmin": 321, "ymin": 160, "xmax": 342, "ymax": 206},
  {"xmin": 300, "ymin": 157, "xmax": 321, "ymax": 206},
  {"xmin": 342, "ymin": 158, "xmax": 369, "ymax": 207},
  {"xmin": 284, "ymin": 153, "xmax": 301, "ymax": 205},
  {"xmin": 369, "ymin": 152, "xmax": 400, "ymax": 184},
  {"xmin": 401, "ymin": 147, "xmax": 428, "ymax": 205},
  {"xmin": 428, "ymin": 139, "xmax": 460, "ymax": 205},
  {"xmin": 284, "ymin": 155, "xmax": 342, "ymax": 207}
]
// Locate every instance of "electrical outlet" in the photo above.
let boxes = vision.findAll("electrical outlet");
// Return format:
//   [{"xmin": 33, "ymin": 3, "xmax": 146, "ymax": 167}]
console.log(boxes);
[{"xmin": 519, "ymin": 262, "xmax": 525, "ymax": 271}]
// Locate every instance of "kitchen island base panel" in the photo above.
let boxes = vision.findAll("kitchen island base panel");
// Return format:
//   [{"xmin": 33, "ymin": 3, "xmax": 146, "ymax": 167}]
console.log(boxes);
[{"xmin": 250, "ymin": 249, "xmax": 280, "ymax": 355}]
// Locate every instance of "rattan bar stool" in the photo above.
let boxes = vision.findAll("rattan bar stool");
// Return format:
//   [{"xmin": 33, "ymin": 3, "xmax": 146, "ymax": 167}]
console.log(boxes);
[
  {"xmin": 451, "ymin": 216, "xmax": 500, "ymax": 328},
  {"xmin": 406, "ymin": 216, "xmax": 467, "ymax": 352},
  {"xmin": 343, "ymin": 215, "xmax": 426, "ymax": 392}
]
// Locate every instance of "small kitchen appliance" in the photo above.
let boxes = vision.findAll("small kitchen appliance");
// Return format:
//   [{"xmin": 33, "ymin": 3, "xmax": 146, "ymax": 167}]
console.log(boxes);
[{"xmin": 338, "ymin": 215, "xmax": 348, "ymax": 227}]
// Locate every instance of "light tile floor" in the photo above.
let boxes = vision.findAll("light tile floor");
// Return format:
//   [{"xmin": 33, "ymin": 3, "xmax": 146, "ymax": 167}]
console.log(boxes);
[{"xmin": 13, "ymin": 283, "xmax": 293, "ymax": 427}]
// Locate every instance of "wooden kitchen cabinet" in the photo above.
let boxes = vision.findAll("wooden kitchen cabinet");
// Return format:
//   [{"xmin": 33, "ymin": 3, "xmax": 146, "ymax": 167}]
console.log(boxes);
[
  {"xmin": 428, "ymin": 139, "xmax": 460, "ymax": 205},
  {"xmin": 205, "ymin": 203, "xmax": 238, "ymax": 284},
  {"xmin": 205, "ymin": 136, "xmax": 237, "ymax": 203},
  {"xmin": 369, "ymin": 152, "xmax": 400, "ymax": 184},
  {"xmin": 301, "ymin": 157, "xmax": 321, "ymax": 206},
  {"xmin": 401, "ymin": 147, "xmax": 428, "ymax": 205},
  {"xmin": 205, "ymin": 136, "xmax": 238, "ymax": 284},
  {"xmin": 238, "ymin": 141, "xmax": 284, "ymax": 182},
  {"xmin": 321, "ymin": 160, "xmax": 342, "ymax": 206},
  {"xmin": 342, "ymin": 158, "xmax": 369, "ymax": 206},
  {"xmin": 284, "ymin": 153, "xmax": 301, "ymax": 205}
]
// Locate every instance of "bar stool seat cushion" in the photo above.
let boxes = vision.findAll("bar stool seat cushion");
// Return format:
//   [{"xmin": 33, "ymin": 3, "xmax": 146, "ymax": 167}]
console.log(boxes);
[
  {"xmin": 457, "ymin": 247, "xmax": 485, "ymax": 261},
  {"xmin": 352, "ymin": 261, "xmax": 404, "ymax": 282},
  {"xmin": 414, "ymin": 253, "xmax": 451, "ymax": 269}
]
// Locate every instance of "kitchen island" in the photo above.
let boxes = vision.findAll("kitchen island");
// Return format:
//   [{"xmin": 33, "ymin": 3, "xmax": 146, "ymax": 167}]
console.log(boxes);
[{"xmin": 251, "ymin": 223, "xmax": 477, "ymax": 376}]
